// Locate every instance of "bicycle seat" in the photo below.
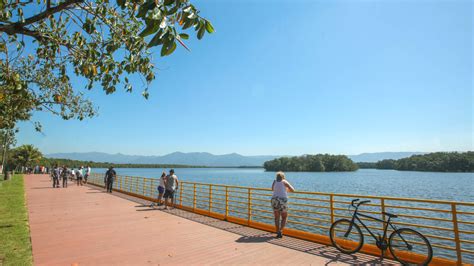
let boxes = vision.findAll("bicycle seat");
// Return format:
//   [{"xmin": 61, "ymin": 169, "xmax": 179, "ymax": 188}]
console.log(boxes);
[{"xmin": 383, "ymin": 212, "xmax": 398, "ymax": 218}]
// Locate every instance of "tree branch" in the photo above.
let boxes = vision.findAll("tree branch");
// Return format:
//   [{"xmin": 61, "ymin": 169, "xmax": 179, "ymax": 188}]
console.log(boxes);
[
  {"xmin": 21, "ymin": 0, "xmax": 83, "ymax": 27},
  {"xmin": 0, "ymin": 0, "xmax": 84, "ymax": 33}
]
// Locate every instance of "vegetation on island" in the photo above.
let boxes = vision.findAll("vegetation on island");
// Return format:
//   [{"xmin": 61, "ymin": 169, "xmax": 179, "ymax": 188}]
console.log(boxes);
[
  {"xmin": 376, "ymin": 152, "xmax": 474, "ymax": 172},
  {"xmin": 0, "ymin": 174, "xmax": 33, "ymax": 265},
  {"xmin": 356, "ymin": 162, "xmax": 377, "ymax": 169},
  {"xmin": 263, "ymin": 154, "xmax": 358, "ymax": 172}
]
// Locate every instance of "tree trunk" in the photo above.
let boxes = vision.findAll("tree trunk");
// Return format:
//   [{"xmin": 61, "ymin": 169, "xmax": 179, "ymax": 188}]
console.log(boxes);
[{"xmin": 2, "ymin": 132, "xmax": 9, "ymax": 180}]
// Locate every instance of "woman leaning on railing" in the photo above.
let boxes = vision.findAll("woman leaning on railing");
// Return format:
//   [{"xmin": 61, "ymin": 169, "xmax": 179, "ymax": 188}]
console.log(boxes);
[{"xmin": 271, "ymin": 171, "xmax": 295, "ymax": 238}]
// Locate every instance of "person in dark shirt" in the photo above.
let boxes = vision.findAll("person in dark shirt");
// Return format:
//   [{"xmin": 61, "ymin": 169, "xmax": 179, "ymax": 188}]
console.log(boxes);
[
  {"xmin": 52, "ymin": 166, "xmax": 60, "ymax": 188},
  {"xmin": 104, "ymin": 167, "xmax": 116, "ymax": 193},
  {"xmin": 61, "ymin": 166, "xmax": 68, "ymax": 188}
]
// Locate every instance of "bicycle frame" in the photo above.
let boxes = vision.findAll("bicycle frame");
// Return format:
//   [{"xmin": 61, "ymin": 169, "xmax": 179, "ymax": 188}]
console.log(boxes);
[
  {"xmin": 335, "ymin": 200, "xmax": 432, "ymax": 264},
  {"xmin": 346, "ymin": 204, "xmax": 399, "ymax": 244}
]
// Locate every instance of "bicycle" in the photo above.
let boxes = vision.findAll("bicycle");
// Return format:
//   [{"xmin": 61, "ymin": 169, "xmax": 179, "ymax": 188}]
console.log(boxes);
[{"xmin": 329, "ymin": 199, "xmax": 432, "ymax": 265}]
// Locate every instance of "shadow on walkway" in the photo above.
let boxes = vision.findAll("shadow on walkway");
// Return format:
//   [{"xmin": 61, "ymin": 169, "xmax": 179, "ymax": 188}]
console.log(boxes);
[{"xmin": 85, "ymin": 184, "xmax": 392, "ymax": 265}]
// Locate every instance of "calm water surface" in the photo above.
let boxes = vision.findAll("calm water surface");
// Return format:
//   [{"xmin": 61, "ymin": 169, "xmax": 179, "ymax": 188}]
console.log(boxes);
[{"xmin": 92, "ymin": 168, "xmax": 473, "ymax": 202}]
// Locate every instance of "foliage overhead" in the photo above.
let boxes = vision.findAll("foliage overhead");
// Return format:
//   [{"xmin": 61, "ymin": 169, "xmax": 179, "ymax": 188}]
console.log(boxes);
[
  {"xmin": 264, "ymin": 154, "xmax": 359, "ymax": 172},
  {"xmin": 0, "ymin": 0, "xmax": 213, "ymax": 130}
]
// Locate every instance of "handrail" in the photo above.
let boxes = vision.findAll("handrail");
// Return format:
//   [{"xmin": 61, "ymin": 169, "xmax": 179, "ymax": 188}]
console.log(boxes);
[
  {"xmin": 87, "ymin": 173, "xmax": 474, "ymax": 265},
  {"xmin": 178, "ymin": 180, "xmax": 474, "ymax": 206}
]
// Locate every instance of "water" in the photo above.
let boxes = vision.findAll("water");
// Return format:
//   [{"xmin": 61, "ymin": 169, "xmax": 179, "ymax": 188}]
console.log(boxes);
[{"xmin": 92, "ymin": 168, "xmax": 473, "ymax": 202}]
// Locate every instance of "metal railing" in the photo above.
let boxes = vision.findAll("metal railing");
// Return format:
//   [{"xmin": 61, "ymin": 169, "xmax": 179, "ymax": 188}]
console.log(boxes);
[{"xmin": 89, "ymin": 173, "xmax": 474, "ymax": 265}]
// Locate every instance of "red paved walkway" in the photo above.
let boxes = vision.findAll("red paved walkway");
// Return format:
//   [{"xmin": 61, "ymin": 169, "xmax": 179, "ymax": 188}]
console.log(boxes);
[{"xmin": 25, "ymin": 174, "xmax": 385, "ymax": 265}]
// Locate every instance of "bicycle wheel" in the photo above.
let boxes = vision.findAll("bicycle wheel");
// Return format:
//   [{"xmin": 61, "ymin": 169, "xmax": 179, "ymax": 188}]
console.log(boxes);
[
  {"xmin": 329, "ymin": 219, "xmax": 364, "ymax": 254},
  {"xmin": 389, "ymin": 228, "xmax": 432, "ymax": 265}
]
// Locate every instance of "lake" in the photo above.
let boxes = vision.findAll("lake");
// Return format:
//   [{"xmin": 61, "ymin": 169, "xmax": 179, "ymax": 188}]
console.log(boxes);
[{"xmin": 92, "ymin": 168, "xmax": 473, "ymax": 202}]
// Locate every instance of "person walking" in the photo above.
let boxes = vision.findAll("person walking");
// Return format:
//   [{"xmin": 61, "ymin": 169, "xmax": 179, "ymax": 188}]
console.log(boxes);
[
  {"xmin": 84, "ymin": 165, "xmax": 91, "ymax": 184},
  {"xmin": 75, "ymin": 167, "xmax": 83, "ymax": 186},
  {"xmin": 271, "ymin": 171, "xmax": 295, "ymax": 238},
  {"xmin": 61, "ymin": 166, "xmax": 68, "ymax": 188},
  {"xmin": 151, "ymin": 172, "xmax": 166, "ymax": 208},
  {"xmin": 163, "ymin": 169, "xmax": 179, "ymax": 210},
  {"xmin": 70, "ymin": 167, "xmax": 76, "ymax": 181},
  {"xmin": 52, "ymin": 166, "xmax": 60, "ymax": 188},
  {"xmin": 104, "ymin": 167, "xmax": 116, "ymax": 193}
]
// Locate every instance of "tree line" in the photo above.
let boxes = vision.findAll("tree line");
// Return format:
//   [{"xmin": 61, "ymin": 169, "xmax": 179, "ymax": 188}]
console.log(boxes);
[
  {"xmin": 374, "ymin": 152, "xmax": 474, "ymax": 172},
  {"xmin": 263, "ymin": 154, "xmax": 358, "ymax": 172}
]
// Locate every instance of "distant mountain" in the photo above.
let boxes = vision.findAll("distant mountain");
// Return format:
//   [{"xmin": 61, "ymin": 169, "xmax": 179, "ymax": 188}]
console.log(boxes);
[
  {"xmin": 348, "ymin": 152, "xmax": 426, "ymax": 163},
  {"xmin": 45, "ymin": 152, "xmax": 278, "ymax": 167},
  {"xmin": 46, "ymin": 151, "xmax": 425, "ymax": 166}
]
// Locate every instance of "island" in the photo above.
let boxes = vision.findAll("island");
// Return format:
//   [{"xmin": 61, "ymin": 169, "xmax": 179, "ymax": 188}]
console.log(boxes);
[
  {"xmin": 263, "ymin": 154, "xmax": 358, "ymax": 172},
  {"xmin": 375, "ymin": 152, "xmax": 474, "ymax": 172}
]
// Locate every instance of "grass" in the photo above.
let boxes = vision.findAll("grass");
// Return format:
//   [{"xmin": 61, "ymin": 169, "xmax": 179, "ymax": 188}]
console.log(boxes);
[{"xmin": 0, "ymin": 174, "xmax": 33, "ymax": 266}]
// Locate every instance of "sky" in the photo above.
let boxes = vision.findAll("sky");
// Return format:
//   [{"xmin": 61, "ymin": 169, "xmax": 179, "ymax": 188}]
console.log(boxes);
[{"xmin": 16, "ymin": 0, "xmax": 473, "ymax": 156}]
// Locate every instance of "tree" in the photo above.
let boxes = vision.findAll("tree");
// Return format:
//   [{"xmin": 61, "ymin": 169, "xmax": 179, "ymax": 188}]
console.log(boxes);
[
  {"xmin": 375, "ymin": 159, "xmax": 397, "ymax": 170},
  {"xmin": 0, "ymin": 128, "xmax": 16, "ymax": 175},
  {"xmin": 9, "ymin": 144, "xmax": 43, "ymax": 171},
  {"xmin": 263, "ymin": 154, "xmax": 358, "ymax": 172},
  {"xmin": 0, "ymin": 0, "xmax": 214, "ymax": 130}
]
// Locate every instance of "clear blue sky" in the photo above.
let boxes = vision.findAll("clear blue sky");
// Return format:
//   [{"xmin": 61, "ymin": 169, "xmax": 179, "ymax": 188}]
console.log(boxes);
[{"xmin": 17, "ymin": 0, "xmax": 473, "ymax": 156}]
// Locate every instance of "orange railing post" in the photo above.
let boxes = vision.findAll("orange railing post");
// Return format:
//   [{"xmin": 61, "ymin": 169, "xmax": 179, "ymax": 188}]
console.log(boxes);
[
  {"xmin": 149, "ymin": 179, "xmax": 153, "ymax": 198},
  {"xmin": 330, "ymin": 195, "xmax": 334, "ymax": 224},
  {"xmin": 451, "ymin": 203, "xmax": 462, "ymax": 265},
  {"xmin": 247, "ymin": 188, "xmax": 252, "ymax": 225},
  {"xmin": 209, "ymin": 184, "xmax": 213, "ymax": 214},
  {"xmin": 225, "ymin": 186, "xmax": 229, "ymax": 220},
  {"xmin": 193, "ymin": 183, "xmax": 197, "ymax": 211},
  {"xmin": 381, "ymin": 198, "xmax": 386, "ymax": 233},
  {"xmin": 179, "ymin": 183, "xmax": 183, "ymax": 208}
]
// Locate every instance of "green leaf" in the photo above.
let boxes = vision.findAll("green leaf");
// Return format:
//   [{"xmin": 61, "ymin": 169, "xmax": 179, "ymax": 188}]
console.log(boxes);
[
  {"xmin": 147, "ymin": 30, "xmax": 165, "ymax": 47},
  {"xmin": 142, "ymin": 90, "xmax": 150, "ymax": 99},
  {"xmin": 137, "ymin": 0, "xmax": 155, "ymax": 18},
  {"xmin": 160, "ymin": 40, "xmax": 177, "ymax": 56},
  {"xmin": 168, "ymin": 4, "xmax": 179, "ymax": 15},
  {"xmin": 139, "ymin": 20, "xmax": 159, "ymax": 37},
  {"xmin": 83, "ymin": 19, "xmax": 95, "ymax": 34},
  {"xmin": 197, "ymin": 26, "xmax": 205, "ymax": 40},
  {"xmin": 117, "ymin": 0, "xmax": 125, "ymax": 8},
  {"xmin": 182, "ymin": 19, "xmax": 193, "ymax": 30},
  {"xmin": 166, "ymin": 41, "xmax": 177, "ymax": 55},
  {"xmin": 179, "ymin": 33, "xmax": 189, "ymax": 40},
  {"xmin": 205, "ymin": 20, "xmax": 214, "ymax": 33},
  {"xmin": 160, "ymin": 40, "xmax": 170, "ymax": 56}
]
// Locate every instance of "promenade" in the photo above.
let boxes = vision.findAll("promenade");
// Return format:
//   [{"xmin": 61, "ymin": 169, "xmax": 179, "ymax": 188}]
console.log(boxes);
[{"xmin": 24, "ymin": 174, "xmax": 386, "ymax": 265}]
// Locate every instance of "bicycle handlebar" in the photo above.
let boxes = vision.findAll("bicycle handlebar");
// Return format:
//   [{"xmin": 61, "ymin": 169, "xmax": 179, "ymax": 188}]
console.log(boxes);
[
  {"xmin": 351, "ymin": 199, "xmax": 371, "ymax": 208},
  {"xmin": 351, "ymin": 199, "xmax": 360, "ymax": 207}
]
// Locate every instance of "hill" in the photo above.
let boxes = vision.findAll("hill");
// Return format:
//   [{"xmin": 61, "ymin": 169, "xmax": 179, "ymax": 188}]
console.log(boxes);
[{"xmin": 45, "ymin": 151, "xmax": 425, "ymax": 167}]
